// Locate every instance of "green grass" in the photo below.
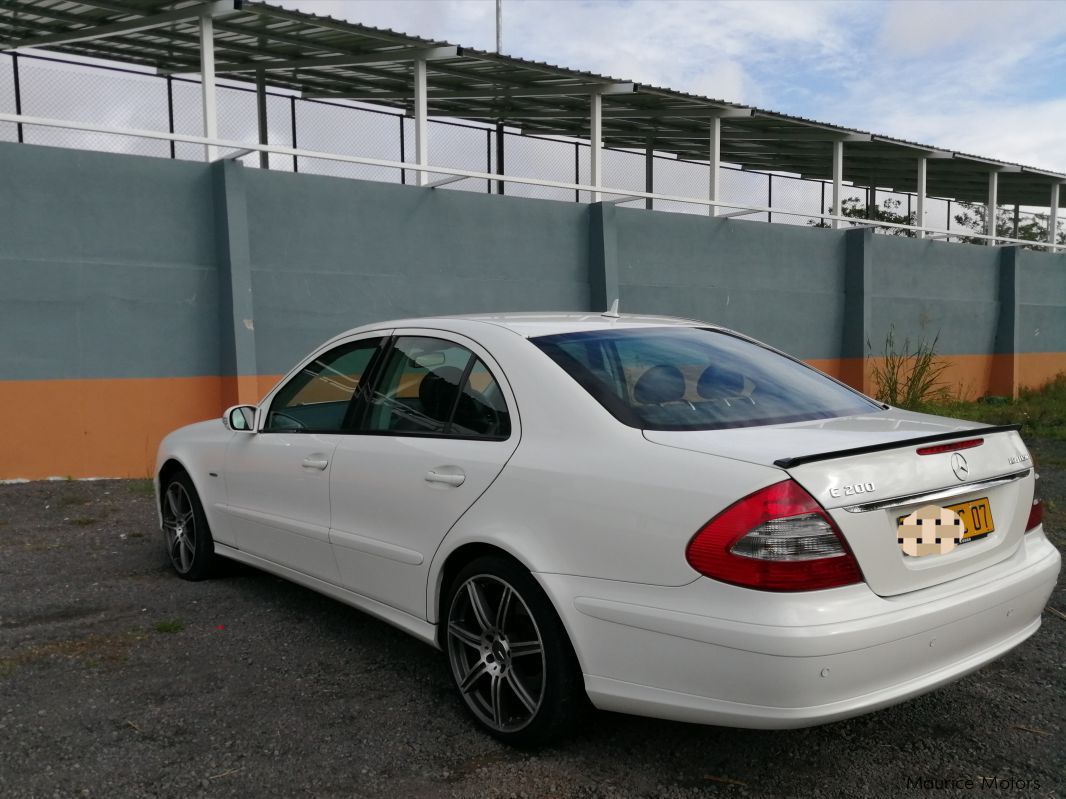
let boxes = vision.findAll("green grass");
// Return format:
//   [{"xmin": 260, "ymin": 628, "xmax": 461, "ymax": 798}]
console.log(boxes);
[
  {"xmin": 128, "ymin": 479, "xmax": 156, "ymax": 496},
  {"xmin": 154, "ymin": 619, "xmax": 185, "ymax": 634},
  {"xmin": 916, "ymin": 373, "xmax": 1066, "ymax": 440}
]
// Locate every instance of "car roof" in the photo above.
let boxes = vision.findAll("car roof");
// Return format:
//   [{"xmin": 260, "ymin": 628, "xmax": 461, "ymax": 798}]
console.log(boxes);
[{"xmin": 340, "ymin": 312, "xmax": 709, "ymax": 340}]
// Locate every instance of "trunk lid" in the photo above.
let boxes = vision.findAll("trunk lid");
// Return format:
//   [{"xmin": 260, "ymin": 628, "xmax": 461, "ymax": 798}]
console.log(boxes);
[{"xmin": 645, "ymin": 410, "xmax": 1036, "ymax": 596}]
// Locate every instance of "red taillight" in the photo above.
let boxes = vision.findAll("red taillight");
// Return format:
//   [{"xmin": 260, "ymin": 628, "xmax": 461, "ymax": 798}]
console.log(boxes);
[
  {"xmin": 916, "ymin": 438, "xmax": 984, "ymax": 456},
  {"xmin": 686, "ymin": 480, "xmax": 864, "ymax": 592},
  {"xmin": 1026, "ymin": 474, "xmax": 1043, "ymax": 533}
]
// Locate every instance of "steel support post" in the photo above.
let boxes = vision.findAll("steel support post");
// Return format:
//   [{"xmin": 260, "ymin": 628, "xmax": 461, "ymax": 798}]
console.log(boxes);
[
  {"xmin": 645, "ymin": 135, "xmax": 654, "ymax": 210},
  {"xmin": 916, "ymin": 156, "xmax": 927, "ymax": 238},
  {"xmin": 987, "ymin": 171, "xmax": 998, "ymax": 245},
  {"xmin": 413, "ymin": 58, "xmax": 428, "ymax": 186},
  {"xmin": 1049, "ymin": 183, "xmax": 1060, "ymax": 252},
  {"xmin": 166, "ymin": 75, "xmax": 176, "ymax": 158},
  {"xmin": 12, "ymin": 52, "xmax": 23, "ymax": 143},
  {"xmin": 199, "ymin": 13, "xmax": 218, "ymax": 162},
  {"xmin": 290, "ymin": 96, "xmax": 298, "ymax": 172},
  {"xmin": 496, "ymin": 121, "xmax": 505, "ymax": 195},
  {"xmin": 590, "ymin": 92, "xmax": 602, "ymax": 202},
  {"xmin": 831, "ymin": 139, "xmax": 843, "ymax": 229},
  {"xmin": 708, "ymin": 115, "xmax": 721, "ymax": 216},
  {"xmin": 255, "ymin": 70, "xmax": 269, "ymax": 169}
]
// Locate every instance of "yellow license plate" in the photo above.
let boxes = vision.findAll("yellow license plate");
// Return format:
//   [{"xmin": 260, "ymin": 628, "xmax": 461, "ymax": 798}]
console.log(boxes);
[{"xmin": 898, "ymin": 496, "xmax": 995, "ymax": 541}]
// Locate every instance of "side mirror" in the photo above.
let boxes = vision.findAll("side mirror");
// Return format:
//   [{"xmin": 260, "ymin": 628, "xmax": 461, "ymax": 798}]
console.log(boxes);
[{"xmin": 223, "ymin": 405, "xmax": 257, "ymax": 432}]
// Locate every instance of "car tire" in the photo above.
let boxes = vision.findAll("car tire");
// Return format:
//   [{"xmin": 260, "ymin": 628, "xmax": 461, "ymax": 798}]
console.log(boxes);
[
  {"xmin": 160, "ymin": 470, "xmax": 216, "ymax": 581},
  {"xmin": 445, "ymin": 555, "xmax": 585, "ymax": 747}
]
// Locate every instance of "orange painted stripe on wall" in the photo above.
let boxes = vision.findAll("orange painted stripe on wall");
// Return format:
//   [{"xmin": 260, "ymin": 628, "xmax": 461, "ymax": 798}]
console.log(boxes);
[
  {"xmin": 1, "ymin": 354, "xmax": 1063, "ymax": 481},
  {"xmin": 2, "ymin": 377, "xmax": 226, "ymax": 480},
  {"xmin": 808, "ymin": 353, "xmax": 1066, "ymax": 400}
]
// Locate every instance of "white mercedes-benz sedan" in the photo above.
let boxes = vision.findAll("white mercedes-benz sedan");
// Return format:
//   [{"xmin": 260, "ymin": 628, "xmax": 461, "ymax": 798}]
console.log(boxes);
[{"xmin": 155, "ymin": 313, "xmax": 1059, "ymax": 745}]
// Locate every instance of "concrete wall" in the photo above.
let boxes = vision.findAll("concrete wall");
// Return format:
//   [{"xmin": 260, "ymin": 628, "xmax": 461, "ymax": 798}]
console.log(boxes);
[
  {"xmin": 0, "ymin": 143, "xmax": 220, "ymax": 382},
  {"xmin": 1, "ymin": 140, "xmax": 1063, "ymax": 478},
  {"xmin": 244, "ymin": 168, "xmax": 590, "ymax": 374},
  {"xmin": 614, "ymin": 207, "xmax": 846, "ymax": 361}
]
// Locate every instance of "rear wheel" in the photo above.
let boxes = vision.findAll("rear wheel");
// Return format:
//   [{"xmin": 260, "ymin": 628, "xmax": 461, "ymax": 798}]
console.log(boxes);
[
  {"xmin": 160, "ymin": 471, "xmax": 215, "ymax": 581},
  {"xmin": 445, "ymin": 555, "xmax": 584, "ymax": 747}
]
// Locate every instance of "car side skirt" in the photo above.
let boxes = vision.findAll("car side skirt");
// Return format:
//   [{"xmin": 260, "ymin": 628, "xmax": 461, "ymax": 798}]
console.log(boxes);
[{"xmin": 213, "ymin": 542, "xmax": 440, "ymax": 648}]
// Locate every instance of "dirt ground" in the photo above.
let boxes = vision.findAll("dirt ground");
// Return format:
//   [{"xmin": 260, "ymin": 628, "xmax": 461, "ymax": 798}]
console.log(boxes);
[{"xmin": 1, "ymin": 441, "xmax": 1063, "ymax": 799}]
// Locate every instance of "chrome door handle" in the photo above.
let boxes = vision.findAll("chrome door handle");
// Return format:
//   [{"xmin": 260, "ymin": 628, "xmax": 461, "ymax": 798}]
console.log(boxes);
[
  {"xmin": 425, "ymin": 469, "xmax": 465, "ymax": 487},
  {"xmin": 302, "ymin": 457, "xmax": 329, "ymax": 470}
]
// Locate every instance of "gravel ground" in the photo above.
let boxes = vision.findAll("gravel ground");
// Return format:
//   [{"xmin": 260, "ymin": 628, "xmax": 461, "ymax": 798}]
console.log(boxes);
[{"xmin": 1, "ymin": 442, "xmax": 1063, "ymax": 799}]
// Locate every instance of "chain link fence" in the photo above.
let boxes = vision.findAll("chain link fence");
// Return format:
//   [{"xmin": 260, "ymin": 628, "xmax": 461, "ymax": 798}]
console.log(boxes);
[{"xmin": 4, "ymin": 51, "xmax": 1063, "ymax": 245}]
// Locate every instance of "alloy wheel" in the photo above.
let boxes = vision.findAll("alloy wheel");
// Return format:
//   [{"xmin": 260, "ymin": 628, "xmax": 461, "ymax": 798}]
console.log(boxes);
[
  {"xmin": 446, "ymin": 574, "xmax": 547, "ymax": 733},
  {"xmin": 162, "ymin": 481, "xmax": 197, "ymax": 574}
]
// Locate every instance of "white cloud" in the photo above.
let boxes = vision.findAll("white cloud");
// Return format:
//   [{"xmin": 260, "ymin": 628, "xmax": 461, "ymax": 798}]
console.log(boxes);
[{"xmin": 277, "ymin": 0, "xmax": 1066, "ymax": 172}]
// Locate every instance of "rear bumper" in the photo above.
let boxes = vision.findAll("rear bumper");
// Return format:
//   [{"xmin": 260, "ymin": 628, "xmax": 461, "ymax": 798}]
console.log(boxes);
[{"xmin": 537, "ymin": 528, "xmax": 1060, "ymax": 729}]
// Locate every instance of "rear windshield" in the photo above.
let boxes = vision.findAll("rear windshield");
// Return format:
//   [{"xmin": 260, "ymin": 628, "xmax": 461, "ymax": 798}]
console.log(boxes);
[{"xmin": 532, "ymin": 327, "xmax": 881, "ymax": 431}]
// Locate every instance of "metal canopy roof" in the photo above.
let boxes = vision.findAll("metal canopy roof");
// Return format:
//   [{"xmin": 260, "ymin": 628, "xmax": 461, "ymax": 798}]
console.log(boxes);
[{"xmin": 2, "ymin": 0, "xmax": 1063, "ymax": 207}]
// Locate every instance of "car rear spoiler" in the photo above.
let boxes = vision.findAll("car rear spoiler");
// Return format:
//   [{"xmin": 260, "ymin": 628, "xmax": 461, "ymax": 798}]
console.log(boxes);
[{"xmin": 773, "ymin": 424, "xmax": 1022, "ymax": 469}]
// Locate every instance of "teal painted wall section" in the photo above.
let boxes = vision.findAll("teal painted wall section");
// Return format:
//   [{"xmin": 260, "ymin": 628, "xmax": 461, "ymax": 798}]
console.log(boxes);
[
  {"xmin": 1016, "ymin": 248, "xmax": 1066, "ymax": 355},
  {"xmin": 0, "ymin": 141, "xmax": 1063, "ymax": 388},
  {"xmin": 868, "ymin": 235, "xmax": 1001, "ymax": 357},
  {"xmin": 614, "ymin": 207, "xmax": 847, "ymax": 360},
  {"xmin": 243, "ymin": 169, "xmax": 591, "ymax": 374},
  {"xmin": 0, "ymin": 142, "xmax": 220, "ymax": 380}
]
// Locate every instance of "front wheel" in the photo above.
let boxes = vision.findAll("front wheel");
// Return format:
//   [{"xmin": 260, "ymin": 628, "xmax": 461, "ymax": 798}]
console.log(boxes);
[
  {"xmin": 445, "ymin": 556, "xmax": 584, "ymax": 747},
  {"xmin": 160, "ymin": 471, "xmax": 216, "ymax": 581}
]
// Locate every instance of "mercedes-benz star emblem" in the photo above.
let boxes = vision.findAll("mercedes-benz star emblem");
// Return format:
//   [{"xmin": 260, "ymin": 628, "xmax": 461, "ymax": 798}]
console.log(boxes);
[{"xmin": 950, "ymin": 452, "xmax": 969, "ymax": 481}]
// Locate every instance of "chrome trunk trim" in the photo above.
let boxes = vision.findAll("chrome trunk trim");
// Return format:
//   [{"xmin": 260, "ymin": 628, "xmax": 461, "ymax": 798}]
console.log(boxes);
[{"xmin": 842, "ymin": 469, "xmax": 1031, "ymax": 513}]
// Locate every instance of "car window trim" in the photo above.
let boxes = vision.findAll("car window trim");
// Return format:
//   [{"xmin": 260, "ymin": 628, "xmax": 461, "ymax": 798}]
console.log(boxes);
[
  {"xmin": 341, "ymin": 334, "xmax": 394, "ymax": 433},
  {"xmin": 442, "ymin": 352, "xmax": 477, "ymax": 436},
  {"xmin": 354, "ymin": 333, "xmax": 513, "ymax": 442},
  {"xmin": 260, "ymin": 334, "xmax": 389, "ymax": 435}
]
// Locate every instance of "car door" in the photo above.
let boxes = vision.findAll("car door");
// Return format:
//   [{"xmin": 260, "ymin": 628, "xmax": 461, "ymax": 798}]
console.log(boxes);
[
  {"xmin": 223, "ymin": 332, "xmax": 388, "ymax": 582},
  {"xmin": 328, "ymin": 331, "xmax": 520, "ymax": 617}
]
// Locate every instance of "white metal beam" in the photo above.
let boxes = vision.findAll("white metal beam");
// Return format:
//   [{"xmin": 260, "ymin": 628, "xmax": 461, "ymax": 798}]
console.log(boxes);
[
  {"xmin": 916, "ymin": 156, "xmax": 927, "ymax": 239},
  {"xmin": 869, "ymin": 137, "xmax": 953, "ymax": 158},
  {"xmin": 987, "ymin": 171, "xmax": 998, "ymax": 245},
  {"xmin": 206, "ymin": 46, "xmax": 460, "ymax": 75},
  {"xmin": 590, "ymin": 92, "xmax": 602, "ymax": 202},
  {"xmin": 1, "ymin": 1, "xmax": 239, "ymax": 52},
  {"xmin": 425, "ymin": 174, "xmax": 470, "ymax": 189},
  {"xmin": 200, "ymin": 13, "xmax": 217, "ymax": 162},
  {"xmin": 413, "ymin": 58, "xmax": 428, "ymax": 186},
  {"xmin": 708, "ymin": 115, "xmax": 721, "ymax": 217},
  {"xmin": 1050, "ymin": 183, "xmax": 1061, "ymax": 252},
  {"xmin": 722, "ymin": 131, "xmax": 871, "ymax": 143},
  {"xmin": 305, "ymin": 82, "xmax": 636, "ymax": 101},
  {"xmin": 444, "ymin": 107, "xmax": 752, "ymax": 120},
  {"xmin": 831, "ymin": 139, "xmax": 843, "ymax": 229}
]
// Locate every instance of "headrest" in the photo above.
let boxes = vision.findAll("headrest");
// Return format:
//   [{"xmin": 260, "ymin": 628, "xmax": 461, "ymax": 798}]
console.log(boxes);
[
  {"xmin": 633, "ymin": 365, "xmax": 686, "ymax": 404},
  {"xmin": 696, "ymin": 365, "xmax": 746, "ymax": 399},
  {"xmin": 419, "ymin": 366, "xmax": 464, "ymax": 422}
]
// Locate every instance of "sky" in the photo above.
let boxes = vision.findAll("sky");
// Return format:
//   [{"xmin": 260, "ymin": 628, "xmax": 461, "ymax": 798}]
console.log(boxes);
[{"xmin": 276, "ymin": 0, "xmax": 1066, "ymax": 174}]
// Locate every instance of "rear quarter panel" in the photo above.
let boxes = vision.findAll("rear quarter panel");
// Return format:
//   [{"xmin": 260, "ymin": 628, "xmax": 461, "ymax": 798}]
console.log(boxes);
[{"xmin": 425, "ymin": 324, "xmax": 785, "ymax": 620}]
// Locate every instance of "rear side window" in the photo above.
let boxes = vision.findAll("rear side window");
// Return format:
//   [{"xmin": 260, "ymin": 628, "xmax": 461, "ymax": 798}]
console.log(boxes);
[
  {"xmin": 532, "ymin": 327, "xmax": 880, "ymax": 431},
  {"xmin": 363, "ymin": 336, "xmax": 511, "ymax": 439}
]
